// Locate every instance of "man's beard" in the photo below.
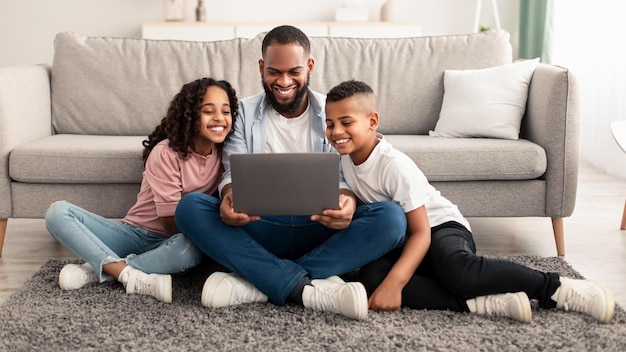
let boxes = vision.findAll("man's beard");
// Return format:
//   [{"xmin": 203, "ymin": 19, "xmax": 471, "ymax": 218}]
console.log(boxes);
[{"xmin": 263, "ymin": 75, "xmax": 310, "ymax": 116}]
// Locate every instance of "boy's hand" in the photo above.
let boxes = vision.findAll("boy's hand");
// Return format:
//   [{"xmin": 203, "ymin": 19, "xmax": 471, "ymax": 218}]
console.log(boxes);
[
  {"xmin": 311, "ymin": 192, "xmax": 355, "ymax": 229},
  {"xmin": 368, "ymin": 281, "xmax": 402, "ymax": 311},
  {"xmin": 220, "ymin": 186, "xmax": 260, "ymax": 226},
  {"xmin": 369, "ymin": 207, "xmax": 430, "ymax": 312}
]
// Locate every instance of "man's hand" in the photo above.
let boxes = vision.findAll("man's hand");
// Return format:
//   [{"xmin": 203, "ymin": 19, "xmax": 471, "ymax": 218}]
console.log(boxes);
[
  {"xmin": 220, "ymin": 185, "xmax": 260, "ymax": 226},
  {"xmin": 310, "ymin": 190, "xmax": 356, "ymax": 229}
]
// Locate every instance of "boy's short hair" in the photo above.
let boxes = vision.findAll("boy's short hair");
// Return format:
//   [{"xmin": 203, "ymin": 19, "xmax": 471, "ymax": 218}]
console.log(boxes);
[{"xmin": 326, "ymin": 80, "xmax": 374, "ymax": 103}]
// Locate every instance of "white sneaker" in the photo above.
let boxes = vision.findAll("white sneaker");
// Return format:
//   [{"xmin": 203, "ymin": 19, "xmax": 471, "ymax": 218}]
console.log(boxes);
[
  {"xmin": 59, "ymin": 262, "xmax": 99, "ymax": 290},
  {"xmin": 326, "ymin": 275, "xmax": 346, "ymax": 284},
  {"xmin": 468, "ymin": 292, "xmax": 532, "ymax": 323},
  {"xmin": 125, "ymin": 269, "xmax": 172, "ymax": 303},
  {"xmin": 201, "ymin": 272, "xmax": 268, "ymax": 308},
  {"xmin": 302, "ymin": 276, "xmax": 368, "ymax": 320},
  {"xmin": 552, "ymin": 277, "xmax": 615, "ymax": 323}
]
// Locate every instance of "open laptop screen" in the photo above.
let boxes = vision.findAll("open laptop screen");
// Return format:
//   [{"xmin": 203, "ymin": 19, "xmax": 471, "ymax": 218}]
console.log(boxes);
[{"xmin": 230, "ymin": 153, "xmax": 340, "ymax": 216}]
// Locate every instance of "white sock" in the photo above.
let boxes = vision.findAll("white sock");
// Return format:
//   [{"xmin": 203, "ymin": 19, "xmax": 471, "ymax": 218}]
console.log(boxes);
[{"xmin": 117, "ymin": 265, "xmax": 133, "ymax": 286}]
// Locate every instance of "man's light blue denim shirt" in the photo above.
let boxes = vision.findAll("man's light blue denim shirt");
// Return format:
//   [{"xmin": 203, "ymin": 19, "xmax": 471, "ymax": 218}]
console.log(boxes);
[{"xmin": 218, "ymin": 88, "xmax": 350, "ymax": 196}]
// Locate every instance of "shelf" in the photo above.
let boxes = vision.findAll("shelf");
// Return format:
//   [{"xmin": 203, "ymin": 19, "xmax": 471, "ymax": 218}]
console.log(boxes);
[{"xmin": 141, "ymin": 21, "xmax": 422, "ymax": 41}]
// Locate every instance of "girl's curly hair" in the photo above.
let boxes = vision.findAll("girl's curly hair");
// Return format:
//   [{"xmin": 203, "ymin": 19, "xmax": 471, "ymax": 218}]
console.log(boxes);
[{"xmin": 142, "ymin": 78, "xmax": 238, "ymax": 163}]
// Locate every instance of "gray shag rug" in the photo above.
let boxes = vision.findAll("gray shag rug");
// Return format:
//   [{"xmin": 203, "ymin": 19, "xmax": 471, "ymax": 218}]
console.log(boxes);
[{"xmin": 1, "ymin": 255, "xmax": 625, "ymax": 352}]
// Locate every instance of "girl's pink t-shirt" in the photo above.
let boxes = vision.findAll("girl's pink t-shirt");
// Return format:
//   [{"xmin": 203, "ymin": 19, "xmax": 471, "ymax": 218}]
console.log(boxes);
[{"xmin": 122, "ymin": 139, "xmax": 222, "ymax": 236}]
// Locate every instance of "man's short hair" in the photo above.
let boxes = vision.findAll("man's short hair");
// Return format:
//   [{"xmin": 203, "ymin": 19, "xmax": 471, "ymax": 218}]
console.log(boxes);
[{"xmin": 262, "ymin": 25, "xmax": 311, "ymax": 57}]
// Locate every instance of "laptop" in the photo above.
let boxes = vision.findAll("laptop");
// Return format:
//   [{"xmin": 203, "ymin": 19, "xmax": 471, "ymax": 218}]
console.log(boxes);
[{"xmin": 230, "ymin": 153, "xmax": 340, "ymax": 216}]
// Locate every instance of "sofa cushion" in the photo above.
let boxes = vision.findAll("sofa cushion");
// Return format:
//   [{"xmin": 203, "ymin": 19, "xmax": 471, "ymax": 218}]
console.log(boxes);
[
  {"xmin": 9, "ymin": 134, "xmax": 145, "ymax": 183},
  {"xmin": 10, "ymin": 134, "xmax": 546, "ymax": 184},
  {"xmin": 430, "ymin": 58, "xmax": 540, "ymax": 140},
  {"xmin": 51, "ymin": 32, "xmax": 264, "ymax": 136},
  {"xmin": 385, "ymin": 135, "xmax": 546, "ymax": 181},
  {"xmin": 311, "ymin": 30, "xmax": 512, "ymax": 135},
  {"xmin": 50, "ymin": 30, "xmax": 512, "ymax": 137}
]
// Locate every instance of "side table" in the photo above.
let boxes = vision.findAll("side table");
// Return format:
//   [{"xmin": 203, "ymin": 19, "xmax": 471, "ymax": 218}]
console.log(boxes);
[{"xmin": 610, "ymin": 120, "xmax": 626, "ymax": 230}]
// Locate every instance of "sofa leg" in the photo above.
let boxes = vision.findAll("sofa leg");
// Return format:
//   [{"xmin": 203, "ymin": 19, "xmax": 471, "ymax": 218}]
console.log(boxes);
[
  {"xmin": 619, "ymin": 202, "xmax": 626, "ymax": 230},
  {"xmin": 551, "ymin": 217, "xmax": 565, "ymax": 257},
  {"xmin": 0, "ymin": 218, "xmax": 6, "ymax": 257}
]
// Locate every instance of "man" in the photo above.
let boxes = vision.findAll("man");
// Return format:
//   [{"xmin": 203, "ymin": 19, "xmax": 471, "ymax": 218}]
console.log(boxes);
[{"xmin": 175, "ymin": 25, "xmax": 406, "ymax": 320}]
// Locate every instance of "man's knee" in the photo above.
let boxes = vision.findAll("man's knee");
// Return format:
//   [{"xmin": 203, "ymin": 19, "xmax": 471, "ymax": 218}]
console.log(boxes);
[
  {"xmin": 176, "ymin": 192, "xmax": 201, "ymax": 213},
  {"xmin": 362, "ymin": 200, "xmax": 405, "ymax": 224},
  {"xmin": 382, "ymin": 201, "xmax": 407, "ymax": 233},
  {"xmin": 175, "ymin": 193, "xmax": 216, "ymax": 220}
]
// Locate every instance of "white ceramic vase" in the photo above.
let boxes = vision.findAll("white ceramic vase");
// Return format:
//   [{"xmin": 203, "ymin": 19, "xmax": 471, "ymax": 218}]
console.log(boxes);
[
  {"xmin": 165, "ymin": 0, "xmax": 185, "ymax": 21},
  {"xmin": 380, "ymin": 0, "xmax": 399, "ymax": 22}
]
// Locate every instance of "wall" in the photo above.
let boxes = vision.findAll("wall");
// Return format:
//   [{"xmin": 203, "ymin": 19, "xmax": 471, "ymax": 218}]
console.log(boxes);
[{"xmin": 0, "ymin": 0, "xmax": 519, "ymax": 69}]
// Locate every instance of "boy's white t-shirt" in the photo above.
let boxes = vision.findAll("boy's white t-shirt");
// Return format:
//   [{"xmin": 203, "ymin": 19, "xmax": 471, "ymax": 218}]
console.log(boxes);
[{"xmin": 340, "ymin": 133, "xmax": 471, "ymax": 230}]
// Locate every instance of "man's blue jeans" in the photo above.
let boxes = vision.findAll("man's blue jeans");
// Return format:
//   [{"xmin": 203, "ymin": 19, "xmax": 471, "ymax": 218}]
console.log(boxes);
[{"xmin": 175, "ymin": 193, "xmax": 406, "ymax": 305}]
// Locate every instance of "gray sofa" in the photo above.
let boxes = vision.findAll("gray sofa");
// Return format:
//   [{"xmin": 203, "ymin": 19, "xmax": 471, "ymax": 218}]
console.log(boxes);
[{"xmin": 0, "ymin": 30, "xmax": 579, "ymax": 256}]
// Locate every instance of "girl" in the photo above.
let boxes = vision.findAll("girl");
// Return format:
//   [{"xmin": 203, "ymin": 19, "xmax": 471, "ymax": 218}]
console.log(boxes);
[
  {"xmin": 45, "ymin": 77, "xmax": 237, "ymax": 303},
  {"xmin": 324, "ymin": 79, "xmax": 614, "ymax": 324}
]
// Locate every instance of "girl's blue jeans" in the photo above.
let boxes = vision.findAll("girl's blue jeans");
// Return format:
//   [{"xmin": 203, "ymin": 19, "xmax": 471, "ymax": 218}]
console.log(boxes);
[
  {"xmin": 45, "ymin": 201, "xmax": 203, "ymax": 282},
  {"xmin": 175, "ymin": 192, "xmax": 406, "ymax": 305}
]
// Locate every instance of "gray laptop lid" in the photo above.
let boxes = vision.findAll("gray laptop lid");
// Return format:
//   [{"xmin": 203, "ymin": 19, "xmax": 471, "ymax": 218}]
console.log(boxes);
[{"xmin": 230, "ymin": 153, "xmax": 340, "ymax": 216}]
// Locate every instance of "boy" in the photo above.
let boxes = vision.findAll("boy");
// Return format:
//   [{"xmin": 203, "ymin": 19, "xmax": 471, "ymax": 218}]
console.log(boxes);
[{"xmin": 324, "ymin": 80, "xmax": 614, "ymax": 323}]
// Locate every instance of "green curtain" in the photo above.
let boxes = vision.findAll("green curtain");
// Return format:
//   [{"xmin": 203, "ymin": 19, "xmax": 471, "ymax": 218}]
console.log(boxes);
[{"xmin": 519, "ymin": 0, "xmax": 548, "ymax": 60}]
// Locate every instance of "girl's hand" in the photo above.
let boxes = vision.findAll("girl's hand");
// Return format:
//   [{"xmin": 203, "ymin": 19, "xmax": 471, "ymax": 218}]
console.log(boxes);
[
  {"xmin": 368, "ymin": 281, "xmax": 402, "ymax": 312},
  {"xmin": 220, "ymin": 187, "xmax": 260, "ymax": 226}
]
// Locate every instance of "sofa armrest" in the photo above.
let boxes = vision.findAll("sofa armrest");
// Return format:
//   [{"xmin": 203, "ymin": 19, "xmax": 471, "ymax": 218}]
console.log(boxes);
[
  {"xmin": 521, "ymin": 63, "xmax": 580, "ymax": 217},
  {"xmin": 0, "ymin": 64, "xmax": 53, "ymax": 218}
]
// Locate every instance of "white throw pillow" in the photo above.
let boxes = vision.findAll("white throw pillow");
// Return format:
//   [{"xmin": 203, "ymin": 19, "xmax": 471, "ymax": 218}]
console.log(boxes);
[{"xmin": 430, "ymin": 58, "xmax": 540, "ymax": 140}]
